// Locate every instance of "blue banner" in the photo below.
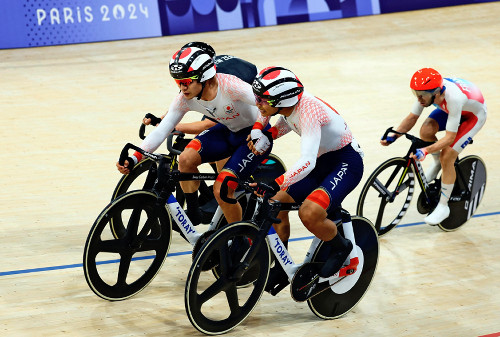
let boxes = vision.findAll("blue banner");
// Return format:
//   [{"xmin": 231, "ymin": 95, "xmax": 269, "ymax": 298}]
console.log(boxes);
[
  {"xmin": 0, "ymin": 0, "xmax": 162, "ymax": 49},
  {"xmin": 2, "ymin": 0, "xmax": 497, "ymax": 49},
  {"xmin": 158, "ymin": 0, "xmax": 382, "ymax": 36},
  {"xmin": 379, "ymin": 0, "xmax": 498, "ymax": 13}
]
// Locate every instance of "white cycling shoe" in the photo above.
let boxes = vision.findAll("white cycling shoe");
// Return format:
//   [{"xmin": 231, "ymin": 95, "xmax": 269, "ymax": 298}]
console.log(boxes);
[{"xmin": 424, "ymin": 203, "xmax": 450, "ymax": 226}]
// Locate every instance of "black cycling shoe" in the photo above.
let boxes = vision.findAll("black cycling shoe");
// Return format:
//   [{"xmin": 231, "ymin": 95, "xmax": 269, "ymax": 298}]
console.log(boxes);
[{"xmin": 319, "ymin": 235, "xmax": 353, "ymax": 278}]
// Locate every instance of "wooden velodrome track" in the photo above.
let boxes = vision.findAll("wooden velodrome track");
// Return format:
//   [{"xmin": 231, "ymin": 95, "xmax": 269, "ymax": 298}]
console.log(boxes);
[{"xmin": 1, "ymin": 3, "xmax": 499, "ymax": 336}]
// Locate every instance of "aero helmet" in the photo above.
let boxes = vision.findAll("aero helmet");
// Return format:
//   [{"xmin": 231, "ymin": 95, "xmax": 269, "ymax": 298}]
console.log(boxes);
[
  {"xmin": 252, "ymin": 66, "xmax": 304, "ymax": 107},
  {"xmin": 169, "ymin": 46, "xmax": 216, "ymax": 82},
  {"xmin": 181, "ymin": 41, "xmax": 216, "ymax": 59},
  {"xmin": 410, "ymin": 68, "xmax": 443, "ymax": 91}
]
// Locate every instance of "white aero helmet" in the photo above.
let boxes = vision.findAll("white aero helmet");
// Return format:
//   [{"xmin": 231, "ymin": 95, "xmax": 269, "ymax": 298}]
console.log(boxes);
[
  {"xmin": 169, "ymin": 46, "xmax": 216, "ymax": 83},
  {"xmin": 252, "ymin": 66, "xmax": 304, "ymax": 107}
]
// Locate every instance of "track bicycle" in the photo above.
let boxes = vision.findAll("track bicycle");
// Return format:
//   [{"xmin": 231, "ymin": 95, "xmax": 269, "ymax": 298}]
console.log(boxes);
[
  {"xmin": 111, "ymin": 122, "xmax": 286, "ymax": 222},
  {"xmin": 357, "ymin": 127, "xmax": 487, "ymax": 236},
  {"xmin": 83, "ymin": 142, "xmax": 285, "ymax": 301},
  {"xmin": 184, "ymin": 177, "xmax": 379, "ymax": 335}
]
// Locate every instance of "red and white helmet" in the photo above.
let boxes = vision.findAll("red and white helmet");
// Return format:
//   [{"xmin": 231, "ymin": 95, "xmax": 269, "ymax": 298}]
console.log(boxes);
[
  {"xmin": 252, "ymin": 66, "xmax": 304, "ymax": 107},
  {"xmin": 169, "ymin": 46, "xmax": 216, "ymax": 82}
]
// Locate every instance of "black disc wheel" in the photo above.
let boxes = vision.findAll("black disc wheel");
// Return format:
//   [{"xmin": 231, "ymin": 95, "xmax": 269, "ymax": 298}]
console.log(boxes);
[
  {"xmin": 185, "ymin": 222, "xmax": 270, "ymax": 335},
  {"xmin": 439, "ymin": 155, "xmax": 486, "ymax": 231},
  {"xmin": 307, "ymin": 216, "xmax": 379, "ymax": 319},
  {"xmin": 83, "ymin": 190, "xmax": 172, "ymax": 301},
  {"xmin": 357, "ymin": 157, "xmax": 415, "ymax": 236}
]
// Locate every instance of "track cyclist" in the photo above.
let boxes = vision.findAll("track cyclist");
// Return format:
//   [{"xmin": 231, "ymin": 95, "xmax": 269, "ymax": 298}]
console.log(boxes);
[
  {"xmin": 381, "ymin": 68, "xmax": 487, "ymax": 225},
  {"xmin": 116, "ymin": 42, "xmax": 271, "ymax": 226},
  {"xmin": 248, "ymin": 66, "xmax": 364, "ymax": 292}
]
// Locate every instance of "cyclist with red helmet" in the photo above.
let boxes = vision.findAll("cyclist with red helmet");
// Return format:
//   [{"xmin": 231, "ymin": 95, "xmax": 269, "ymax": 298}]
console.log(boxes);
[
  {"xmin": 116, "ymin": 43, "xmax": 270, "ymax": 226},
  {"xmin": 248, "ymin": 66, "xmax": 364, "ymax": 291},
  {"xmin": 381, "ymin": 68, "xmax": 487, "ymax": 225}
]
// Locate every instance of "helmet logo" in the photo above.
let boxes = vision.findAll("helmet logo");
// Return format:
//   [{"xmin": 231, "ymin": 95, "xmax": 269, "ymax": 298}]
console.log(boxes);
[
  {"xmin": 170, "ymin": 64, "xmax": 183, "ymax": 72},
  {"xmin": 252, "ymin": 81, "xmax": 262, "ymax": 90}
]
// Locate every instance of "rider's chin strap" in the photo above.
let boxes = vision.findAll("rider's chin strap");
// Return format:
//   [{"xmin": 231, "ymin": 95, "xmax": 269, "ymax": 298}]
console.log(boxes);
[{"xmin": 197, "ymin": 81, "xmax": 206, "ymax": 100}]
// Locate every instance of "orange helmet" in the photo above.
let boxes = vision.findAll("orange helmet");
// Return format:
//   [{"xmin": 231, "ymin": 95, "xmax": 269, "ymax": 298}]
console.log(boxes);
[{"xmin": 410, "ymin": 68, "xmax": 443, "ymax": 91}]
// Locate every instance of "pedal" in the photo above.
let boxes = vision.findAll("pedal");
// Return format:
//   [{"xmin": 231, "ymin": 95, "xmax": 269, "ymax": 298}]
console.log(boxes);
[{"xmin": 338, "ymin": 257, "xmax": 359, "ymax": 277}]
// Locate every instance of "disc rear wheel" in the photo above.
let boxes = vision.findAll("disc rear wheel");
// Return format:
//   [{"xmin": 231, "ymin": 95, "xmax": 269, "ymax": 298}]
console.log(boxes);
[
  {"xmin": 439, "ymin": 155, "xmax": 486, "ymax": 231},
  {"xmin": 307, "ymin": 217, "xmax": 379, "ymax": 319}
]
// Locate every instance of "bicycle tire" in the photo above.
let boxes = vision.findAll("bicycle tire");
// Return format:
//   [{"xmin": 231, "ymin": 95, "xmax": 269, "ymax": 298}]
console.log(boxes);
[
  {"xmin": 83, "ymin": 190, "xmax": 172, "ymax": 301},
  {"xmin": 185, "ymin": 222, "xmax": 270, "ymax": 335},
  {"xmin": 357, "ymin": 157, "xmax": 415, "ymax": 236},
  {"xmin": 307, "ymin": 216, "xmax": 379, "ymax": 319},
  {"xmin": 439, "ymin": 155, "xmax": 487, "ymax": 231},
  {"xmin": 112, "ymin": 157, "xmax": 157, "ymax": 200}
]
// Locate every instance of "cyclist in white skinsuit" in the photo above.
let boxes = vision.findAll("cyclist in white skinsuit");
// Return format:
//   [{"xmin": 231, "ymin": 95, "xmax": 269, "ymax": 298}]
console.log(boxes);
[
  {"xmin": 248, "ymin": 66, "xmax": 364, "ymax": 290},
  {"xmin": 381, "ymin": 68, "xmax": 487, "ymax": 225},
  {"xmin": 255, "ymin": 91, "xmax": 361, "ymax": 188},
  {"xmin": 116, "ymin": 45, "xmax": 271, "ymax": 226}
]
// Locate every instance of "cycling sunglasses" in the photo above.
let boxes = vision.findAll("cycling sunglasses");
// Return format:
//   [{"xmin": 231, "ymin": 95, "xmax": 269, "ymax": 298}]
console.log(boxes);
[
  {"xmin": 174, "ymin": 75, "xmax": 199, "ymax": 87},
  {"xmin": 254, "ymin": 94, "xmax": 276, "ymax": 107}
]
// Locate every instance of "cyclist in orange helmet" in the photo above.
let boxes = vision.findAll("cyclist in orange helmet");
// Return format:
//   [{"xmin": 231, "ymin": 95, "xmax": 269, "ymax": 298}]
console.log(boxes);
[{"xmin": 381, "ymin": 68, "xmax": 487, "ymax": 225}]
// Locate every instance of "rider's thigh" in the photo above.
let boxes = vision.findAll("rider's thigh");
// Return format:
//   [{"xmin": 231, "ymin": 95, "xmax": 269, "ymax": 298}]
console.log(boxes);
[
  {"xmin": 420, "ymin": 118, "xmax": 440, "ymax": 141},
  {"xmin": 178, "ymin": 147, "xmax": 202, "ymax": 171}
]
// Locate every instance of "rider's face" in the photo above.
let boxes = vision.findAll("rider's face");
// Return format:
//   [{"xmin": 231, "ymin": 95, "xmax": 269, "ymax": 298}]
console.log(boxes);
[
  {"xmin": 256, "ymin": 101, "xmax": 279, "ymax": 117},
  {"xmin": 412, "ymin": 89, "xmax": 437, "ymax": 107},
  {"xmin": 177, "ymin": 79, "xmax": 203, "ymax": 100},
  {"xmin": 254, "ymin": 95, "xmax": 279, "ymax": 117},
  {"xmin": 416, "ymin": 94, "xmax": 433, "ymax": 107}
]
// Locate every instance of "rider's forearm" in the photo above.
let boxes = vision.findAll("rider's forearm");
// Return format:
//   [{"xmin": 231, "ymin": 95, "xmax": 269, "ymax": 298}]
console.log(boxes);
[{"xmin": 176, "ymin": 120, "xmax": 216, "ymax": 134}]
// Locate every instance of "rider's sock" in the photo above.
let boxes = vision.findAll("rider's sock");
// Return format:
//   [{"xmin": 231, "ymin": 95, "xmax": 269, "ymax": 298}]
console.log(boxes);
[
  {"xmin": 424, "ymin": 183, "xmax": 453, "ymax": 225},
  {"xmin": 185, "ymin": 191, "xmax": 202, "ymax": 226},
  {"xmin": 425, "ymin": 153, "xmax": 441, "ymax": 182},
  {"xmin": 438, "ymin": 183, "xmax": 454, "ymax": 205},
  {"xmin": 319, "ymin": 233, "xmax": 353, "ymax": 278}
]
